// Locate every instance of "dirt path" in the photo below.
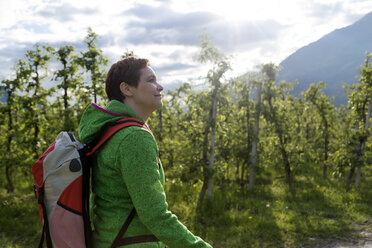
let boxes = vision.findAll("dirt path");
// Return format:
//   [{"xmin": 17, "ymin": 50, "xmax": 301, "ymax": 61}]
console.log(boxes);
[
  {"xmin": 319, "ymin": 238, "xmax": 372, "ymax": 248},
  {"xmin": 311, "ymin": 221, "xmax": 372, "ymax": 248}
]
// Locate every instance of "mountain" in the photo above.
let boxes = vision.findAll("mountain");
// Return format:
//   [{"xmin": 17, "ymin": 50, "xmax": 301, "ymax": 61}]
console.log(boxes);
[{"xmin": 277, "ymin": 11, "xmax": 372, "ymax": 106}]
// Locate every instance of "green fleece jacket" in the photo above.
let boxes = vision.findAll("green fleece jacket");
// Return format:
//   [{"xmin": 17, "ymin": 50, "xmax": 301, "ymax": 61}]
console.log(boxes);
[{"xmin": 78, "ymin": 100, "xmax": 212, "ymax": 248}]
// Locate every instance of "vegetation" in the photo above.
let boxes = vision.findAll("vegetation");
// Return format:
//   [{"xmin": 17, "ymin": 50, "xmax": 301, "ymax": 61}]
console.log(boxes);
[{"xmin": 0, "ymin": 29, "xmax": 371, "ymax": 247}]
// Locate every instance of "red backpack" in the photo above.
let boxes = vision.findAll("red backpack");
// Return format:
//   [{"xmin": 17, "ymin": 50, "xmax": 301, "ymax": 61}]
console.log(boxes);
[{"xmin": 32, "ymin": 117, "xmax": 159, "ymax": 248}]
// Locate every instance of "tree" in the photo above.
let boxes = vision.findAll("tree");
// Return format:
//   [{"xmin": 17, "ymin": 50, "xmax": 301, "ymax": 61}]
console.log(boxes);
[
  {"xmin": 262, "ymin": 63, "xmax": 296, "ymax": 194},
  {"xmin": 0, "ymin": 62, "xmax": 25, "ymax": 192},
  {"xmin": 0, "ymin": 58, "xmax": 37, "ymax": 192},
  {"xmin": 248, "ymin": 72, "xmax": 262, "ymax": 190},
  {"xmin": 229, "ymin": 74, "xmax": 256, "ymax": 187},
  {"xmin": 345, "ymin": 52, "xmax": 372, "ymax": 190},
  {"xmin": 54, "ymin": 45, "xmax": 81, "ymax": 131},
  {"xmin": 196, "ymin": 34, "xmax": 230, "ymax": 207},
  {"xmin": 303, "ymin": 82, "xmax": 334, "ymax": 179},
  {"xmin": 0, "ymin": 79, "xmax": 17, "ymax": 192},
  {"xmin": 121, "ymin": 49, "xmax": 136, "ymax": 59},
  {"xmin": 21, "ymin": 43, "xmax": 53, "ymax": 160},
  {"xmin": 77, "ymin": 28, "xmax": 108, "ymax": 104}
]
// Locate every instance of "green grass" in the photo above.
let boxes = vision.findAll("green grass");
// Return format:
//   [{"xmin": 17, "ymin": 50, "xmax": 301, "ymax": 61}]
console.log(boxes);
[
  {"xmin": 165, "ymin": 169, "xmax": 372, "ymax": 248},
  {"xmin": 0, "ymin": 180, "xmax": 40, "ymax": 248},
  {"xmin": 1, "ymin": 170, "xmax": 372, "ymax": 248}
]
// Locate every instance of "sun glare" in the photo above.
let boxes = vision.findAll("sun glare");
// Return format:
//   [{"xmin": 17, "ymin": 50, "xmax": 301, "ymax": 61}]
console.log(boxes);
[{"xmin": 205, "ymin": 0, "xmax": 269, "ymax": 22}]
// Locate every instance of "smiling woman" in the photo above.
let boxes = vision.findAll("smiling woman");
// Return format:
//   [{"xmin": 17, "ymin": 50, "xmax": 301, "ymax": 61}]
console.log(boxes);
[
  {"xmin": 78, "ymin": 56, "xmax": 213, "ymax": 248},
  {"xmin": 120, "ymin": 66, "xmax": 164, "ymax": 121}
]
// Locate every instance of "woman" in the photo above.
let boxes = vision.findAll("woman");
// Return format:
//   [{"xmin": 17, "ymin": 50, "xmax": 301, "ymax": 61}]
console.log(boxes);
[{"xmin": 78, "ymin": 57, "xmax": 213, "ymax": 248}]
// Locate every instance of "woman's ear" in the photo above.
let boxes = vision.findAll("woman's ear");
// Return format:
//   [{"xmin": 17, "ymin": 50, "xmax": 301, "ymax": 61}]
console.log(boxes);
[{"xmin": 120, "ymin": 82, "xmax": 133, "ymax": 97}]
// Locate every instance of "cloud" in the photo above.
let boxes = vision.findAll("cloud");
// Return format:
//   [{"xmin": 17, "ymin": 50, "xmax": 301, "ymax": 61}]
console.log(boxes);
[
  {"xmin": 300, "ymin": 1, "xmax": 371, "ymax": 25},
  {"xmin": 2, "ymin": 0, "xmax": 371, "ymax": 86},
  {"xmin": 0, "ymin": 40, "xmax": 31, "ymax": 56},
  {"xmin": 305, "ymin": 1, "xmax": 345, "ymax": 18},
  {"xmin": 208, "ymin": 20, "xmax": 286, "ymax": 52},
  {"xmin": 0, "ymin": 42, "xmax": 29, "ymax": 79},
  {"xmin": 37, "ymin": 3, "xmax": 99, "ymax": 22},
  {"xmin": 154, "ymin": 62, "xmax": 198, "ymax": 74},
  {"xmin": 0, "ymin": 38, "xmax": 94, "ymax": 82},
  {"xmin": 343, "ymin": 10, "xmax": 372, "ymax": 23},
  {"xmin": 162, "ymin": 80, "xmax": 184, "ymax": 91},
  {"xmin": 119, "ymin": 4, "xmax": 285, "ymax": 52},
  {"xmin": 153, "ymin": 0, "xmax": 172, "ymax": 3},
  {"xmin": 121, "ymin": 4, "xmax": 215, "ymax": 46}
]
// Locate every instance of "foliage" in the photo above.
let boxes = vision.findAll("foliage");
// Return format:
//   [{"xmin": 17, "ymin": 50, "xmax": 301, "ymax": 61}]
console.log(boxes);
[
  {"xmin": 76, "ymin": 27, "xmax": 108, "ymax": 105},
  {"xmin": 343, "ymin": 52, "xmax": 372, "ymax": 191},
  {"xmin": 0, "ymin": 31, "xmax": 371, "ymax": 247},
  {"xmin": 53, "ymin": 45, "xmax": 82, "ymax": 132}
]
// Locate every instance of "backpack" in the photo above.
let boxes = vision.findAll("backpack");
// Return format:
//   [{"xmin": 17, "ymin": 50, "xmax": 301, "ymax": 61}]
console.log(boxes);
[{"xmin": 32, "ymin": 117, "xmax": 159, "ymax": 248}]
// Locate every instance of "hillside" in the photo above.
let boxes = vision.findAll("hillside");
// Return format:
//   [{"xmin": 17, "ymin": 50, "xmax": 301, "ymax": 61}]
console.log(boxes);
[{"xmin": 277, "ymin": 11, "xmax": 372, "ymax": 106}]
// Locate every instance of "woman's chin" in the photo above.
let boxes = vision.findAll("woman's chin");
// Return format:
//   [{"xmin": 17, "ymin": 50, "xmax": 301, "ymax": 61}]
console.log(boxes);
[{"xmin": 156, "ymin": 101, "xmax": 163, "ymax": 109}]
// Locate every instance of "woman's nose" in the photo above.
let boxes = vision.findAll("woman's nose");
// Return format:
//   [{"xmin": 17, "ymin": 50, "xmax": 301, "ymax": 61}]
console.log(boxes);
[{"xmin": 157, "ymin": 83, "xmax": 164, "ymax": 92}]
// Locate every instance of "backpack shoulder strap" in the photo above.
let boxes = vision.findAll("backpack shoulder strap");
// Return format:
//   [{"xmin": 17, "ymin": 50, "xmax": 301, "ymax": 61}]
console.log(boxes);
[
  {"xmin": 85, "ymin": 117, "xmax": 144, "ymax": 156},
  {"xmin": 38, "ymin": 187, "xmax": 53, "ymax": 248}
]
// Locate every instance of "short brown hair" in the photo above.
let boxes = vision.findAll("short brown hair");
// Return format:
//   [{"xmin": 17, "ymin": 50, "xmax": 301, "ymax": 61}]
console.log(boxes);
[{"xmin": 105, "ymin": 56, "xmax": 149, "ymax": 102}]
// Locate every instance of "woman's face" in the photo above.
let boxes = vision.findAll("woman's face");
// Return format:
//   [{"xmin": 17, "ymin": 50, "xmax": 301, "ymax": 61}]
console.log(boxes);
[{"xmin": 130, "ymin": 66, "xmax": 164, "ymax": 113}]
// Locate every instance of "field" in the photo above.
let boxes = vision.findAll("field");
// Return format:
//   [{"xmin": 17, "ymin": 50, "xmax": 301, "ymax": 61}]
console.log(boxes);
[{"xmin": 1, "ymin": 166, "xmax": 371, "ymax": 248}]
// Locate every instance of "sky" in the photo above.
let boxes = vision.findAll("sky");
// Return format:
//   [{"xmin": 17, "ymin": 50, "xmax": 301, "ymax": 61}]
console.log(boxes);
[{"xmin": 0, "ymin": 0, "xmax": 372, "ymax": 90}]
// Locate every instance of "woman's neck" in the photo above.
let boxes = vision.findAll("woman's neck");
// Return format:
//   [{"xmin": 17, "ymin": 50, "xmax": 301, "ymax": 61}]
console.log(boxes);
[{"xmin": 123, "ymin": 99, "xmax": 150, "ymax": 121}]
